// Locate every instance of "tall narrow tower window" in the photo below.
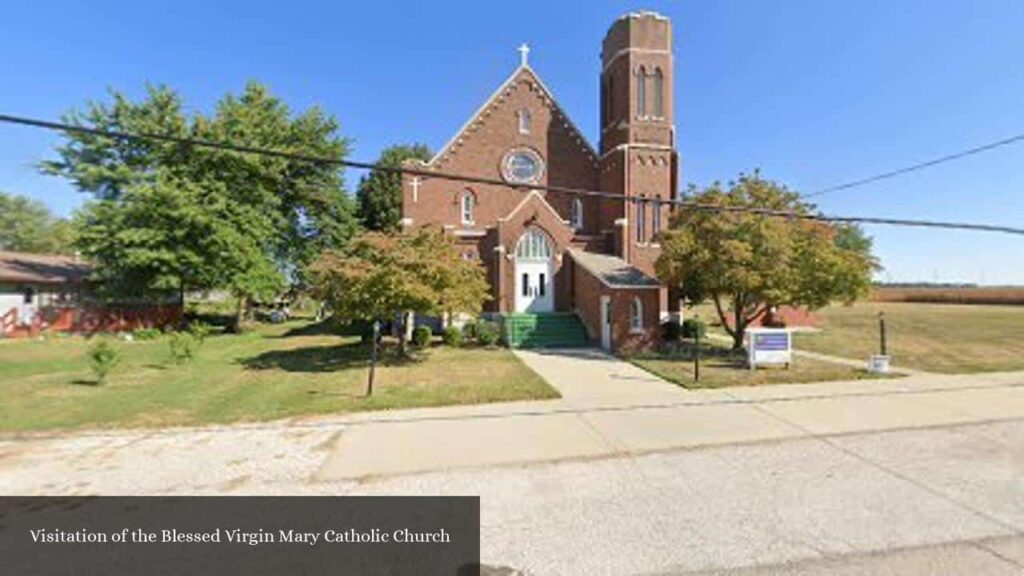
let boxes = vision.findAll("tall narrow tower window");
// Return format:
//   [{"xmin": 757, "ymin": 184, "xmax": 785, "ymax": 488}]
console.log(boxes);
[
  {"xmin": 517, "ymin": 110, "xmax": 531, "ymax": 135},
  {"xmin": 602, "ymin": 75, "xmax": 610, "ymax": 122},
  {"xmin": 652, "ymin": 199, "xmax": 662, "ymax": 237},
  {"xmin": 460, "ymin": 191, "xmax": 475, "ymax": 225},
  {"xmin": 571, "ymin": 198, "xmax": 584, "ymax": 231},
  {"xmin": 636, "ymin": 67, "xmax": 647, "ymax": 118},
  {"xmin": 653, "ymin": 68, "xmax": 664, "ymax": 118},
  {"xmin": 635, "ymin": 198, "xmax": 646, "ymax": 243}
]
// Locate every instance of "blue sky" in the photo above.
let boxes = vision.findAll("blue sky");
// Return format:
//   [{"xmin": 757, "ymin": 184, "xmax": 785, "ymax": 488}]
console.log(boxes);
[{"xmin": 1, "ymin": 1, "xmax": 1023, "ymax": 284}]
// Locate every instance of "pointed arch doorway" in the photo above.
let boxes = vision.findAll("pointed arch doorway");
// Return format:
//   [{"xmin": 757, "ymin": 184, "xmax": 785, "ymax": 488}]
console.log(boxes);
[{"xmin": 514, "ymin": 228, "xmax": 555, "ymax": 313}]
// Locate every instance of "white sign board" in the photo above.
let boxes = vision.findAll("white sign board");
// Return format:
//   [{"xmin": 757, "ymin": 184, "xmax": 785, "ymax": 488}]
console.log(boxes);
[{"xmin": 746, "ymin": 328, "xmax": 792, "ymax": 369}]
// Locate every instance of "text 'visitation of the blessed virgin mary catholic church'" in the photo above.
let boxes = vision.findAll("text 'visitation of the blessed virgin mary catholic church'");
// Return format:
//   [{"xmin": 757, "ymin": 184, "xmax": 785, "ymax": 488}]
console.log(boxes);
[{"xmin": 402, "ymin": 11, "xmax": 678, "ymax": 351}]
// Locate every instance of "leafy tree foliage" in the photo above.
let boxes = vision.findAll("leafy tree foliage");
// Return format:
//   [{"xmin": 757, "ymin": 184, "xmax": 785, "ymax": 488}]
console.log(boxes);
[
  {"xmin": 0, "ymin": 191, "xmax": 74, "ymax": 253},
  {"xmin": 656, "ymin": 172, "xmax": 877, "ymax": 349},
  {"xmin": 42, "ymin": 83, "xmax": 358, "ymax": 325},
  {"xmin": 356, "ymin": 144, "xmax": 431, "ymax": 232},
  {"xmin": 309, "ymin": 227, "xmax": 489, "ymax": 351}
]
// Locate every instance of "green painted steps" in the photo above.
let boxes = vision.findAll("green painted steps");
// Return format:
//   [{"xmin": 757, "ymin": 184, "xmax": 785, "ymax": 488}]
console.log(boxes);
[{"xmin": 502, "ymin": 312, "xmax": 589, "ymax": 348}]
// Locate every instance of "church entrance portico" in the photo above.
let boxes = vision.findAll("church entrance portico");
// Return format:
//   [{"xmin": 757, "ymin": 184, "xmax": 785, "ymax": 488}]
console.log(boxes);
[{"xmin": 513, "ymin": 228, "xmax": 554, "ymax": 313}]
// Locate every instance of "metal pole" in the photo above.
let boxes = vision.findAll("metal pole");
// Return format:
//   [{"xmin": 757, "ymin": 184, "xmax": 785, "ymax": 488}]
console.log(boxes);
[
  {"xmin": 694, "ymin": 315, "xmax": 701, "ymax": 383},
  {"xmin": 878, "ymin": 312, "xmax": 888, "ymax": 356},
  {"xmin": 367, "ymin": 320, "xmax": 380, "ymax": 397}
]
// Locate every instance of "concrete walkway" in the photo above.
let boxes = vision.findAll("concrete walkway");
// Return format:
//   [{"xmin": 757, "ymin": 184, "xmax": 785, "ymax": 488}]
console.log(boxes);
[
  {"xmin": 3, "ymin": 349, "xmax": 1024, "ymax": 493},
  {"xmin": 707, "ymin": 332, "xmax": 931, "ymax": 375}
]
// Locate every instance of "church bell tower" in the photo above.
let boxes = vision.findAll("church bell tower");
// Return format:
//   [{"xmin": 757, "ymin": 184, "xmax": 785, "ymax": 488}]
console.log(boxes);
[{"xmin": 598, "ymin": 11, "xmax": 678, "ymax": 274}]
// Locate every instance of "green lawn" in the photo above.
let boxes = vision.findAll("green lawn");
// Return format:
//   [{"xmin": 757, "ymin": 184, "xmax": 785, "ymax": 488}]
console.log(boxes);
[
  {"xmin": 629, "ymin": 341, "xmax": 889, "ymax": 389},
  {"xmin": 794, "ymin": 302, "xmax": 1024, "ymax": 374},
  {"xmin": 0, "ymin": 320, "xmax": 558, "ymax": 432}
]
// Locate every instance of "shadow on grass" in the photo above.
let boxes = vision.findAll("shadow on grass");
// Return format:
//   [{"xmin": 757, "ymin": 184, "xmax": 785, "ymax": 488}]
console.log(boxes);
[
  {"xmin": 70, "ymin": 378, "xmax": 100, "ymax": 386},
  {"xmin": 634, "ymin": 341, "xmax": 749, "ymax": 369},
  {"xmin": 240, "ymin": 340, "xmax": 424, "ymax": 373}
]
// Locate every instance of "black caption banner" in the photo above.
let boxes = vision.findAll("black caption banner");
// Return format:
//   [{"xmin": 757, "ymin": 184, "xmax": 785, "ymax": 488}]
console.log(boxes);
[{"xmin": 0, "ymin": 496, "xmax": 480, "ymax": 575}]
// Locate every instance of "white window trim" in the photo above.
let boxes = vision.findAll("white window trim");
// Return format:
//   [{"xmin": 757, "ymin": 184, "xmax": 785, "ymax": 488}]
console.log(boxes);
[
  {"xmin": 571, "ymin": 198, "xmax": 584, "ymax": 231},
  {"xmin": 460, "ymin": 192, "xmax": 475, "ymax": 225},
  {"xmin": 502, "ymin": 148, "xmax": 545, "ymax": 184},
  {"xmin": 517, "ymin": 109, "xmax": 531, "ymax": 135},
  {"xmin": 630, "ymin": 297, "xmax": 645, "ymax": 334}
]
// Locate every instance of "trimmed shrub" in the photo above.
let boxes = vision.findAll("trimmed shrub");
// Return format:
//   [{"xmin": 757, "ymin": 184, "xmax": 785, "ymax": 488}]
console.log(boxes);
[
  {"xmin": 168, "ymin": 331, "xmax": 199, "ymax": 365},
  {"xmin": 475, "ymin": 320, "xmax": 501, "ymax": 347},
  {"xmin": 87, "ymin": 339, "xmax": 120, "ymax": 384},
  {"xmin": 681, "ymin": 318, "xmax": 707, "ymax": 340},
  {"xmin": 661, "ymin": 320, "xmax": 682, "ymax": 342},
  {"xmin": 442, "ymin": 326, "xmax": 463, "ymax": 347},
  {"xmin": 412, "ymin": 325, "xmax": 432, "ymax": 348},
  {"xmin": 132, "ymin": 327, "xmax": 162, "ymax": 341}
]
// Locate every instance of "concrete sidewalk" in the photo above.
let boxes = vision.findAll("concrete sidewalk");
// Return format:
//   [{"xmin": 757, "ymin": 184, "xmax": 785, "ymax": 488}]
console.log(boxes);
[
  {"xmin": 310, "ymin": 351, "xmax": 1024, "ymax": 480},
  {"xmin": 3, "ymin": 348, "xmax": 1024, "ymax": 492}
]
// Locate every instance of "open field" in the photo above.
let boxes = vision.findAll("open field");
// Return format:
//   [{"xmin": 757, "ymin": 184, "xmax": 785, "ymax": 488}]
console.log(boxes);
[
  {"xmin": 795, "ymin": 302, "xmax": 1024, "ymax": 373},
  {"xmin": 871, "ymin": 286, "xmax": 1024, "ymax": 305},
  {"xmin": 628, "ymin": 341, "xmax": 889, "ymax": 389},
  {"xmin": 0, "ymin": 321, "xmax": 557, "ymax": 432}
]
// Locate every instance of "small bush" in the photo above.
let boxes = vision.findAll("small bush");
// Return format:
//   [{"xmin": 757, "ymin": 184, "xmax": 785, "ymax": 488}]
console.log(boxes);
[
  {"xmin": 188, "ymin": 320, "xmax": 213, "ymax": 343},
  {"xmin": 475, "ymin": 320, "xmax": 501, "ymax": 347},
  {"xmin": 442, "ymin": 326, "xmax": 463, "ymax": 347},
  {"xmin": 661, "ymin": 320, "xmax": 682, "ymax": 342},
  {"xmin": 87, "ymin": 339, "xmax": 120, "ymax": 384},
  {"xmin": 168, "ymin": 331, "xmax": 199, "ymax": 365},
  {"xmin": 412, "ymin": 325, "xmax": 432, "ymax": 347},
  {"xmin": 132, "ymin": 327, "xmax": 162, "ymax": 341},
  {"xmin": 681, "ymin": 318, "xmax": 707, "ymax": 340}
]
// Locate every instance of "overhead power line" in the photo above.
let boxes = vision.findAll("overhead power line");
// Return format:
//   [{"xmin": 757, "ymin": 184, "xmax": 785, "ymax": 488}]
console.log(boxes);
[
  {"xmin": 2, "ymin": 112, "xmax": 1024, "ymax": 237},
  {"xmin": 805, "ymin": 131, "xmax": 1024, "ymax": 198}
]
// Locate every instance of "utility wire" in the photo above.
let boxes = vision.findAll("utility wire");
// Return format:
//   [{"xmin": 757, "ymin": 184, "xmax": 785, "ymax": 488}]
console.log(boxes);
[
  {"xmin": 2, "ymin": 112, "xmax": 1024, "ymax": 237},
  {"xmin": 805, "ymin": 132, "xmax": 1024, "ymax": 198}
]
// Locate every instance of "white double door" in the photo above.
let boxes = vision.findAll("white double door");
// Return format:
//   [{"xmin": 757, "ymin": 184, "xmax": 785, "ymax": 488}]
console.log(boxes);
[{"xmin": 514, "ymin": 260, "xmax": 553, "ymax": 313}]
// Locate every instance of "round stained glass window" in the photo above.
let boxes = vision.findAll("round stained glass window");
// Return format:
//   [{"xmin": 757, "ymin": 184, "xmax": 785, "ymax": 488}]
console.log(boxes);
[{"xmin": 502, "ymin": 148, "xmax": 544, "ymax": 184}]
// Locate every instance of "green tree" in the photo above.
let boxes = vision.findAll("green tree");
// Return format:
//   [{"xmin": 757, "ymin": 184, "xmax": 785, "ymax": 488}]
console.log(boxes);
[
  {"xmin": 0, "ymin": 192, "xmax": 74, "ymax": 253},
  {"xmin": 356, "ymin": 144, "xmax": 431, "ymax": 232},
  {"xmin": 43, "ymin": 82, "xmax": 358, "ymax": 327},
  {"xmin": 656, "ymin": 172, "xmax": 876, "ymax": 350},
  {"xmin": 309, "ymin": 227, "xmax": 488, "ymax": 353}
]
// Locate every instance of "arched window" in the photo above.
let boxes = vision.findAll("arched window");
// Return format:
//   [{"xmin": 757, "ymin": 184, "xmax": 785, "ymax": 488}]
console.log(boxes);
[
  {"xmin": 636, "ymin": 67, "xmax": 647, "ymax": 117},
  {"xmin": 570, "ymin": 198, "xmax": 584, "ymax": 231},
  {"xmin": 515, "ymin": 228, "xmax": 552, "ymax": 260},
  {"xmin": 630, "ymin": 297, "xmax": 644, "ymax": 332},
  {"xmin": 635, "ymin": 198, "xmax": 646, "ymax": 243},
  {"xmin": 460, "ymin": 191, "xmax": 475, "ymax": 225},
  {"xmin": 653, "ymin": 68, "xmax": 664, "ymax": 118},
  {"xmin": 517, "ymin": 109, "xmax": 531, "ymax": 135}
]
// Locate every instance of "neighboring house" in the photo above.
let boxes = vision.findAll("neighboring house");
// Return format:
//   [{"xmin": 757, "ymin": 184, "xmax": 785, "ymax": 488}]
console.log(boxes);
[
  {"xmin": 402, "ymin": 11, "xmax": 677, "ymax": 351},
  {"xmin": 0, "ymin": 251, "xmax": 180, "ymax": 338}
]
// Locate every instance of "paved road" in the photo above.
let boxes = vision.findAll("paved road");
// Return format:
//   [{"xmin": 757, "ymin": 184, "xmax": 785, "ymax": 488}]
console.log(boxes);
[{"xmin": 3, "ymin": 350, "xmax": 1024, "ymax": 573}]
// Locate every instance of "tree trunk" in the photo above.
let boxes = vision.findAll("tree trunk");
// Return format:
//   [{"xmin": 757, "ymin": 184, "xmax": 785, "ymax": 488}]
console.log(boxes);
[
  {"xmin": 398, "ymin": 310, "xmax": 414, "ymax": 356},
  {"xmin": 233, "ymin": 295, "xmax": 248, "ymax": 334},
  {"xmin": 732, "ymin": 304, "xmax": 746, "ymax": 350}
]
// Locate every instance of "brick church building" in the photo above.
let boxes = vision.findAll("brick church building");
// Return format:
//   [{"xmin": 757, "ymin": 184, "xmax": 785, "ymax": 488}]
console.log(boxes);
[{"xmin": 402, "ymin": 11, "xmax": 678, "ymax": 351}]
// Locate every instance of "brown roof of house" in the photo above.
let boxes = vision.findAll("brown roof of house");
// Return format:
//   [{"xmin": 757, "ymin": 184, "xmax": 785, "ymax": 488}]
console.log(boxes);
[
  {"xmin": 567, "ymin": 249, "xmax": 661, "ymax": 289},
  {"xmin": 0, "ymin": 251, "xmax": 91, "ymax": 284}
]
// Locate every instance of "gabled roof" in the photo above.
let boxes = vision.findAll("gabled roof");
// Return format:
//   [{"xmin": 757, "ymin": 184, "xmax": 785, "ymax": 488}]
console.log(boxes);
[
  {"xmin": 0, "ymin": 251, "xmax": 91, "ymax": 284},
  {"xmin": 424, "ymin": 64, "xmax": 599, "ymax": 169},
  {"xmin": 568, "ymin": 249, "xmax": 661, "ymax": 289}
]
